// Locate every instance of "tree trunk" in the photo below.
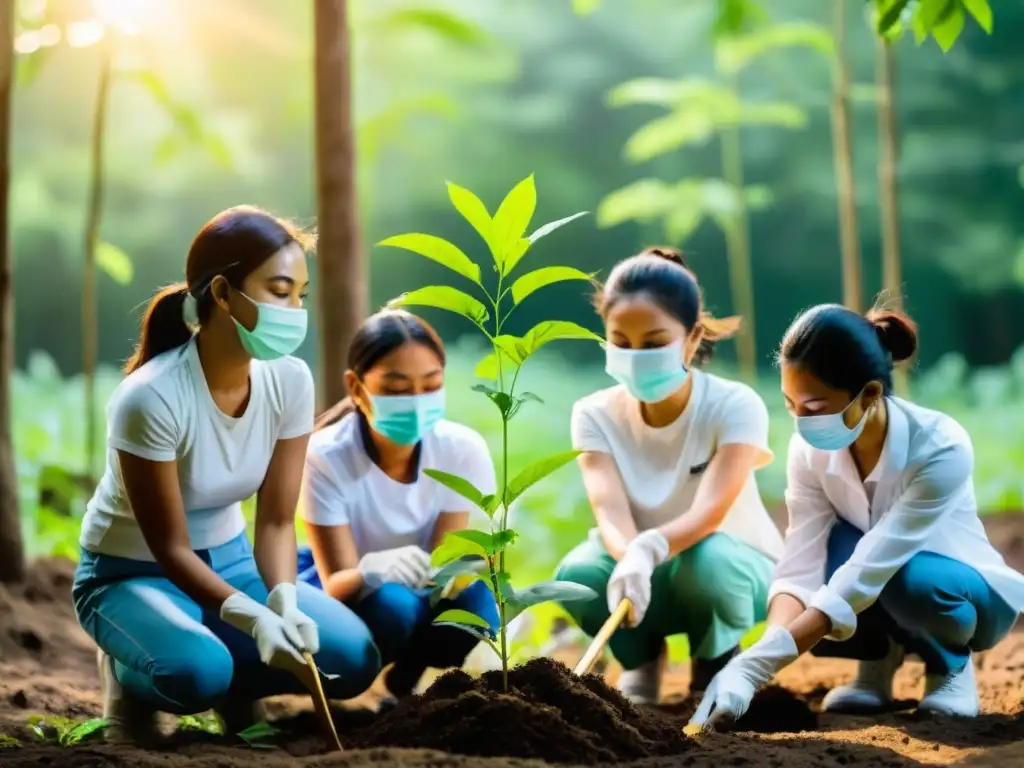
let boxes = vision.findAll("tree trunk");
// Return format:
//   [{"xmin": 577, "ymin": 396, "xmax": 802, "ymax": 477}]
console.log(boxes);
[
  {"xmin": 876, "ymin": 37, "xmax": 908, "ymax": 396},
  {"xmin": 0, "ymin": 0, "xmax": 24, "ymax": 584},
  {"xmin": 83, "ymin": 48, "xmax": 112, "ymax": 481},
  {"xmin": 720, "ymin": 76, "xmax": 757, "ymax": 382},
  {"xmin": 314, "ymin": 0, "xmax": 366, "ymax": 410},
  {"xmin": 831, "ymin": 0, "xmax": 862, "ymax": 312}
]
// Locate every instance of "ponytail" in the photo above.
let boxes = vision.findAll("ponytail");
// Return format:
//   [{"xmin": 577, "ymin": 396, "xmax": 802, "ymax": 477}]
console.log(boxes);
[{"xmin": 123, "ymin": 283, "xmax": 193, "ymax": 375}]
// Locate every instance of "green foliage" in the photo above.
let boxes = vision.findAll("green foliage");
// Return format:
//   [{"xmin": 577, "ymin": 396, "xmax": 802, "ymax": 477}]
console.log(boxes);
[
  {"xmin": 377, "ymin": 175, "xmax": 599, "ymax": 690},
  {"xmin": 178, "ymin": 714, "xmax": 223, "ymax": 735},
  {"xmin": 95, "ymin": 241, "xmax": 133, "ymax": 285},
  {"xmin": 28, "ymin": 716, "xmax": 107, "ymax": 746},
  {"xmin": 871, "ymin": 0, "xmax": 993, "ymax": 51},
  {"xmin": 236, "ymin": 722, "xmax": 282, "ymax": 750}
]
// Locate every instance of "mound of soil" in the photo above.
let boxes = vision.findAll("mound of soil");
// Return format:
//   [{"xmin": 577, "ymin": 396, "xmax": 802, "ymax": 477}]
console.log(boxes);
[{"xmin": 347, "ymin": 657, "xmax": 816, "ymax": 764}]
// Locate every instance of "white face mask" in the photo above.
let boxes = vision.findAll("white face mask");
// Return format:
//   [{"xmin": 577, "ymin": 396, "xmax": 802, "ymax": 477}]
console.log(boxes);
[
  {"xmin": 795, "ymin": 393, "xmax": 871, "ymax": 451},
  {"xmin": 604, "ymin": 340, "xmax": 689, "ymax": 403}
]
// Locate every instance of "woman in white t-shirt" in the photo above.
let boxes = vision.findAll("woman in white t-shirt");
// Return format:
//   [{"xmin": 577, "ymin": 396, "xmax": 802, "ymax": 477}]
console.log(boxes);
[
  {"xmin": 297, "ymin": 308, "xmax": 499, "ymax": 707},
  {"xmin": 691, "ymin": 304, "xmax": 1024, "ymax": 730},
  {"xmin": 555, "ymin": 246, "xmax": 784, "ymax": 705},
  {"xmin": 72, "ymin": 207, "xmax": 379, "ymax": 744}
]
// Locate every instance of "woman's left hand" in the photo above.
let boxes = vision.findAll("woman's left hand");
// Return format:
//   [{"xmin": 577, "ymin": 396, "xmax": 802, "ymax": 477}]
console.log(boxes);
[
  {"xmin": 267, "ymin": 582, "xmax": 320, "ymax": 655},
  {"xmin": 688, "ymin": 625, "xmax": 799, "ymax": 731}
]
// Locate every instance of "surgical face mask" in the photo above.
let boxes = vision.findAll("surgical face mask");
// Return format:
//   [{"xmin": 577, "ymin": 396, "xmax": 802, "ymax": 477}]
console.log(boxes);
[
  {"xmin": 232, "ymin": 292, "xmax": 308, "ymax": 361},
  {"xmin": 795, "ymin": 394, "xmax": 870, "ymax": 451},
  {"xmin": 605, "ymin": 340, "xmax": 689, "ymax": 403},
  {"xmin": 368, "ymin": 388, "xmax": 446, "ymax": 446}
]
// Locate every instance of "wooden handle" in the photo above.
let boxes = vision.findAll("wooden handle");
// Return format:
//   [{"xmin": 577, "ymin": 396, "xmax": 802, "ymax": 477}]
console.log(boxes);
[
  {"xmin": 302, "ymin": 652, "xmax": 343, "ymax": 752},
  {"xmin": 573, "ymin": 598, "xmax": 632, "ymax": 676}
]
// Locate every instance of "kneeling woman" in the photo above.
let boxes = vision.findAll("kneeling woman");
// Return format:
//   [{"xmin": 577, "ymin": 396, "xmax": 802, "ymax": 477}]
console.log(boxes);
[
  {"xmin": 692, "ymin": 304, "xmax": 1024, "ymax": 728},
  {"xmin": 297, "ymin": 309, "xmax": 500, "ymax": 705},
  {"xmin": 73, "ymin": 207, "xmax": 380, "ymax": 743},
  {"xmin": 555, "ymin": 247, "xmax": 785, "ymax": 704}
]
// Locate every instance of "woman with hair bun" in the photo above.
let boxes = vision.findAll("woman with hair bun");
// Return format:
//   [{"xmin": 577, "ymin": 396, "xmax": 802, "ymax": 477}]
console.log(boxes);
[
  {"xmin": 692, "ymin": 303, "xmax": 1024, "ymax": 729},
  {"xmin": 554, "ymin": 247, "xmax": 784, "ymax": 705}
]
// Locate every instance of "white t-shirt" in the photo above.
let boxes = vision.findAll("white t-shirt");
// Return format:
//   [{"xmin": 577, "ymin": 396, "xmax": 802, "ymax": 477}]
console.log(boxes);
[
  {"xmin": 299, "ymin": 412, "xmax": 496, "ymax": 556},
  {"xmin": 571, "ymin": 369, "xmax": 784, "ymax": 561},
  {"xmin": 80, "ymin": 338, "xmax": 315, "ymax": 560}
]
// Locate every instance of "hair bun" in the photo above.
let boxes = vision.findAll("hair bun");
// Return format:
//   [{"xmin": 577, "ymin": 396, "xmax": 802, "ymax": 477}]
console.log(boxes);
[
  {"xmin": 640, "ymin": 246, "xmax": 687, "ymax": 268},
  {"xmin": 865, "ymin": 308, "xmax": 918, "ymax": 363}
]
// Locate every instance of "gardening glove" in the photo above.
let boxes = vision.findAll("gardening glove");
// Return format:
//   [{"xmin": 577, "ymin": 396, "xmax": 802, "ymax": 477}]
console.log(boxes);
[
  {"xmin": 220, "ymin": 591, "xmax": 309, "ymax": 676},
  {"xmin": 358, "ymin": 545, "xmax": 431, "ymax": 591},
  {"xmin": 689, "ymin": 625, "xmax": 799, "ymax": 731},
  {"xmin": 606, "ymin": 529, "xmax": 670, "ymax": 627},
  {"xmin": 266, "ymin": 582, "xmax": 320, "ymax": 655}
]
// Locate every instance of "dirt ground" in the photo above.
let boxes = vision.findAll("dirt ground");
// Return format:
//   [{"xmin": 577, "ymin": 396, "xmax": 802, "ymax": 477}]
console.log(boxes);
[{"xmin": 1, "ymin": 514, "xmax": 1023, "ymax": 767}]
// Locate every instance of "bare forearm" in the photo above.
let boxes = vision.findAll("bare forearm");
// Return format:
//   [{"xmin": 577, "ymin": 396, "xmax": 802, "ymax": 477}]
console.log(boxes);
[
  {"xmin": 596, "ymin": 517, "xmax": 635, "ymax": 561},
  {"xmin": 254, "ymin": 520, "xmax": 298, "ymax": 589},
  {"xmin": 767, "ymin": 593, "xmax": 831, "ymax": 655},
  {"xmin": 156, "ymin": 546, "xmax": 236, "ymax": 609},
  {"xmin": 325, "ymin": 568, "xmax": 364, "ymax": 603}
]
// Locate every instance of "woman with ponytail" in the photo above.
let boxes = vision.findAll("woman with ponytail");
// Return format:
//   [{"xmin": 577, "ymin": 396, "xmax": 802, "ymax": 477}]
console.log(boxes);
[
  {"xmin": 296, "ymin": 308, "xmax": 499, "ymax": 709},
  {"xmin": 692, "ymin": 303, "xmax": 1024, "ymax": 729},
  {"xmin": 554, "ymin": 247, "xmax": 784, "ymax": 705},
  {"xmin": 73, "ymin": 206, "xmax": 379, "ymax": 743}
]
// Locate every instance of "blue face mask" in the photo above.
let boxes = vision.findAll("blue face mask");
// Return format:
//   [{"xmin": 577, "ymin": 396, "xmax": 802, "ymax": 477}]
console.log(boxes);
[
  {"xmin": 367, "ymin": 388, "xmax": 446, "ymax": 446},
  {"xmin": 605, "ymin": 340, "xmax": 689, "ymax": 403},
  {"xmin": 795, "ymin": 394, "xmax": 870, "ymax": 451},
  {"xmin": 232, "ymin": 292, "xmax": 308, "ymax": 361}
]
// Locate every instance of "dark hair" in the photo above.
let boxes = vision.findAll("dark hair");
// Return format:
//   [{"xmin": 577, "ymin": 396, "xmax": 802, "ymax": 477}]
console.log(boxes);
[
  {"xmin": 778, "ymin": 302, "xmax": 918, "ymax": 396},
  {"xmin": 593, "ymin": 246, "xmax": 741, "ymax": 366},
  {"xmin": 315, "ymin": 309, "xmax": 446, "ymax": 431},
  {"xmin": 123, "ymin": 205, "xmax": 314, "ymax": 374}
]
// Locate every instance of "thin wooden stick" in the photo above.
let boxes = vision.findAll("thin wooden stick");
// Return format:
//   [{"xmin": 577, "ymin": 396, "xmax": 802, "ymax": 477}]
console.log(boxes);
[
  {"xmin": 302, "ymin": 651, "xmax": 343, "ymax": 752},
  {"xmin": 574, "ymin": 598, "xmax": 632, "ymax": 676}
]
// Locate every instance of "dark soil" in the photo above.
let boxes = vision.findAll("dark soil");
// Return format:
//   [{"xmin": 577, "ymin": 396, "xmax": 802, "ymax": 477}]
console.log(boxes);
[{"xmin": 2, "ymin": 513, "xmax": 1024, "ymax": 766}]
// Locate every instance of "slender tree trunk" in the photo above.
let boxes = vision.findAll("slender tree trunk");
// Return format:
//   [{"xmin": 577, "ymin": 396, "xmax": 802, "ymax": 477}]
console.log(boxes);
[
  {"xmin": 0, "ymin": 0, "xmax": 24, "ymax": 583},
  {"xmin": 720, "ymin": 75, "xmax": 757, "ymax": 382},
  {"xmin": 875, "ymin": 37, "xmax": 907, "ymax": 395},
  {"xmin": 83, "ymin": 49, "xmax": 112, "ymax": 481},
  {"xmin": 314, "ymin": 0, "xmax": 366, "ymax": 410},
  {"xmin": 831, "ymin": 0, "xmax": 862, "ymax": 312}
]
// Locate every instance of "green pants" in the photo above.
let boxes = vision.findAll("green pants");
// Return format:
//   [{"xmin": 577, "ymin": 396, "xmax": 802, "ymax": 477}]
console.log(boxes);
[{"xmin": 555, "ymin": 529, "xmax": 773, "ymax": 670}]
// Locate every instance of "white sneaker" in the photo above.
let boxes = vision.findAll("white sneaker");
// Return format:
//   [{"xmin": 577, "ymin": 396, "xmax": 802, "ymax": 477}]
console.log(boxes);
[
  {"xmin": 616, "ymin": 647, "xmax": 665, "ymax": 706},
  {"xmin": 97, "ymin": 648, "xmax": 159, "ymax": 743},
  {"xmin": 822, "ymin": 639, "xmax": 905, "ymax": 713},
  {"xmin": 919, "ymin": 656, "xmax": 979, "ymax": 717}
]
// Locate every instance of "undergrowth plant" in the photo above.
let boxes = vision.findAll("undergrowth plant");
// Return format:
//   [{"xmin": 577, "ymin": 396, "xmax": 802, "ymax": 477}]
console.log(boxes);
[{"xmin": 379, "ymin": 174, "xmax": 600, "ymax": 690}]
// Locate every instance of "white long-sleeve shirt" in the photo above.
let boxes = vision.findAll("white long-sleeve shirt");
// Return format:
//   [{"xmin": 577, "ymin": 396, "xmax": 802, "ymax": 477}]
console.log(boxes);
[{"xmin": 770, "ymin": 396, "xmax": 1024, "ymax": 641}]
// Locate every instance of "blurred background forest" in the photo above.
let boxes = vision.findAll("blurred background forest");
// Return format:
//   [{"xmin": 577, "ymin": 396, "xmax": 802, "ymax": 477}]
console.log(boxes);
[{"xmin": 7, "ymin": 0, "xmax": 1024, "ymax": 585}]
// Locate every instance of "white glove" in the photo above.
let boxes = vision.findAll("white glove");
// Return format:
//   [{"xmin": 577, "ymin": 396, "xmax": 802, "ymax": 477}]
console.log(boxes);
[
  {"xmin": 266, "ymin": 582, "xmax": 320, "ymax": 655},
  {"xmin": 358, "ymin": 545, "xmax": 431, "ymax": 590},
  {"xmin": 220, "ymin": 591, "xmax": 308, "ymax": 675},
  {"xmin": 689, "ymin": 625, "xmax": 799, "ymax": 731},
  {"xmin": 607, "ymin": 529, "xmax": 669, "ymax": 626}
]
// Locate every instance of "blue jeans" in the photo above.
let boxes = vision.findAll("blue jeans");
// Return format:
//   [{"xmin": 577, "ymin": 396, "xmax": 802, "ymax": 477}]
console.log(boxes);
[
  {"xmin": 73, "ymin": 533, "xmax": 381, "ymax": 715},
  {"xmin": 810, "ymin": 519, "xmax": 1018, "ymax": 675},
  {"xmin": 297, "ymin": 545, "xmax": 500, "ymax": 695}
]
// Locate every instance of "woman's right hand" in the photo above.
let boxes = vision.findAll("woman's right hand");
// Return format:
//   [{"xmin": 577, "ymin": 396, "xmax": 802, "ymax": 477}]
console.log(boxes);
[
  {"xmin": 220, "ymin": 592, "xmax": 309, "ymax": 675},
  {"xmin": 358, "ymin": 545, "xmax": 431, "ymax": 590}
]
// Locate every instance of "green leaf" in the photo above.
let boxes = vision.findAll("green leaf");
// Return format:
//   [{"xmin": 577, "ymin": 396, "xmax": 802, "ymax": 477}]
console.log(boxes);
[
  {"xmin": 95, "ymin": 242, "xmax": 134, "ymax": 285},
  {"xmin": 434, "ymin": 608, "xmax": 491, "ymax": 629},
  {"xmin": 507, "ymin": 450, "xmax": 582, "ymax": 504},
  {"xmin": 505, "ymin": 580, "xmax": 597, "ymax": 621},
  {"xmin": 422, "ymin": 468, "xmax": 486, "ymax": 508},
  {"xmin": 388, "ymin": 286, "xmax": 488, "ymax": 326},
  {"xmin": 597, "ymin": 179, "xmax": 678, "ymax": 228},
  {"xmin": 962, "ymin": 0, "xmax": 992, "ymax": 34},
  {"xmin": 876, "ymin": 0, "xmax": 912, "ymax": 36},
  {"xmin": 715, "ymin": 22, "xmax": 835, "ymax": 75},
  {"xmin": 501, "ymin": 238, "xmax": 532, "ymax": 276},
  {"xmin": 572, "ymin": 0, "xmax": 601, "ymax": 15},
  {"xmin": 492, "ymin": 175, "xmax": 537, "ymax": 272},
  {"xmin": 376, "ymin": 8, "xmax": 490, "ymax": 47},
  {"xmin": 429, "ymin": 557, "xmax": 486, "ymax": 589},
  {"xmin": 520, "ymin": 320, "xmax": 604, "ymax": 358},
  {"xmin": 377, "ymin": 233, "xmax": 482, "ymax": 285},
  {"xmin": 431, "ymin": 533, "xmax": 487, "ymax": 566},
  {"xmin": 452, "ymin": 528, "xmax": 517, "ymax": 557},
  {"xmin": 528, "ymin": 211, "xmax": 589, "ymax": 244},
  {"xmin": 473, "ymin": 351, "xmax": 504, "ymax": 381},
  {"xmin": 711, "ymin": 0, "xmax": 768, "ymax": 39},
  {"xmin": 624, "ymin": 111, "xmax": 716, "ymax": 163},
  {"xmin": 737, "ymin": 102, "xmax": 807, "ymax": 129},
  {"xmin": 608, "ymin": 77, "xmax": 691, "ymax": 108},
  {"xmin": 932, "ymin": 3, "xmax": 965, "ymax": 51},
  {"xmin": 16, "ymin": 49, "xmax": 50, "ymax": 86},
  {"xmin": 479, "ymin": 494, "xmax": 499, "ymax": 515},
  {"xmin": 511, "ymin": 266, "xmax": 594, "ymax": 305},
  {"xmin": 447, "ymin": 182, "xmax": 493, "ymax": 251},
  {"xmin": 237, "ymin": 722, "xmax": 282, "ymax": 747},
  {"xmin": 61, "ymin": 719, "xmax": 107, "ymax": 746},
  {"xmin": 433, "ymin": 621, "xmax": 496, "ymax": 646}
]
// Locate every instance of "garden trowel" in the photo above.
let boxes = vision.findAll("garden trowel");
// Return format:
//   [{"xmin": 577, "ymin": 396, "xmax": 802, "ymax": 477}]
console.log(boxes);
[
  {"xmin": 573, "ymin": 598, "xmax": 632, "ymax": 676},
  {"xmin": 296, "ymin": 651, "xmax": 343, "ymax": 752}
]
